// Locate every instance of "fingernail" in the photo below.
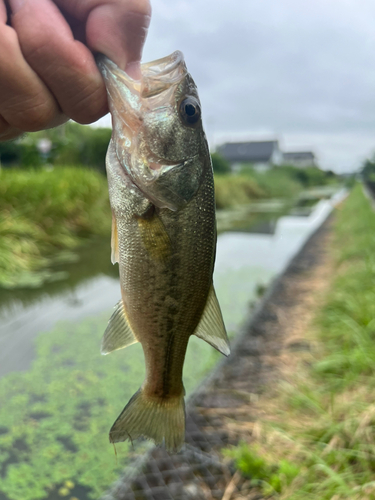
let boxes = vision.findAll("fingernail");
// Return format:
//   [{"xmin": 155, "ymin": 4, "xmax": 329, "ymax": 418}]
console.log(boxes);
[{"xmin": 9, "ymin": 0, "xmax": 26, "ymax": 14}]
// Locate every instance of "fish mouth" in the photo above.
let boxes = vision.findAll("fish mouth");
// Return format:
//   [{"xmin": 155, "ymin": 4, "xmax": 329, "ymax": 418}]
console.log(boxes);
[
  {"xmin": 141, "ymin": 51, "xmax": 184, "ymax": 77},
  {"xmin": 97, "ymin": 51, "xmax": 187, "ymax": 99},
  {"xmin": 140, "ymin": 51, "xmax": 187, "ymax": 97}
]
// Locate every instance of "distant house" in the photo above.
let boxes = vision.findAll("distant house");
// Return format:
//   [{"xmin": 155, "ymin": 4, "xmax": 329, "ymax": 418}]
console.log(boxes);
[
  {"xmin": 282, "ymin": 151, "xmax": 316, "ymax": 168},
  {"xmin": 217, "ymin": 140, "xmax": 282, "ymax": 172}
]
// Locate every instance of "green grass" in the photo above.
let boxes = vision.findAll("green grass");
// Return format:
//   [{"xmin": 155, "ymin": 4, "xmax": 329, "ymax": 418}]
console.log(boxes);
[
  {"xmin": 239, "ymin": 165, "xmax": 302, "ymax": 199},
  {"xmin": 0, "ymin": 164, "xmax": 337, "ymax": 289},
  {"xmin": 0, "ymin": 167, "xmax": 111, "ymax": 288},
  {"xmin": 225, "ymin": 184, "xmax": 375, "ymax": 500},
  {"xmin": 214, "ymin": 175, "xmax": 266, "ymax": 209}
]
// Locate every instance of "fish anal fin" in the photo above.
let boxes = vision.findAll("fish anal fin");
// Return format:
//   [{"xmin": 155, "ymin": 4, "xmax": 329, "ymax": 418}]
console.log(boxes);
[
  {"xmin": 194, "ymin": 285, "xmax": 230, "ymax": 357},
  {"xmin": 111, "ymin": 214, "xmax": 119, "ymax": 264},
  {"xmin": 101, "ymin": 300, "xmax": 138, "ymax": 354}
]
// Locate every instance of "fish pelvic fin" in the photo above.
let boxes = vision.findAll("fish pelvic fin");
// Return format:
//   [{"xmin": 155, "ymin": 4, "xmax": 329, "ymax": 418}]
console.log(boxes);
[
  {"xmin": 194, "ymin": 284, "xmax": 230, "ymax": 357},
  {"xmin": 101, "ymin": 300, "xmax": 138, "ymax": 354},
  {"xmin": 109, "ymin": 389, "xmax": 185, "ymax": 453}
]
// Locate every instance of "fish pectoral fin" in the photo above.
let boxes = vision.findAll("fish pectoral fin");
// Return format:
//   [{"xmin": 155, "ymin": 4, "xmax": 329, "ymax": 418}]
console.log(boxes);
[
  {"xmin": 137, "ymin": 211, "xmax": 171, "ymax": 261},
  {"xmin": 194, "ymin": 285, "xmax": 230, "ymax": 357},
  {"xmin": 101, "ymin": 300, "xmax": 138, "ymax": 354},
  {"xmin": 111, "ymin": 213, "xmax": 119, "ymax": 264}
]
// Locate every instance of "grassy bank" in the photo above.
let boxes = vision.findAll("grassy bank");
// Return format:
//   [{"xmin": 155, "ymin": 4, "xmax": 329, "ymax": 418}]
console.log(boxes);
[
  {"xmin": 226, "ymin": 184, "xmax": 375, "ymax": 499},
  {"xmin": 214, "ymin": 168, "xmax": 303, "ymax": 209},
  {"xmin": 214, "ymin": 165, "xmax": 336, "ymax": 209},
  {"xmin": 0, "ymin": 164, "xmax": 335, "ymax": 289},
  {"xmin": 0, "ymin": 167, "xmax": 111, "ymax": 288}
]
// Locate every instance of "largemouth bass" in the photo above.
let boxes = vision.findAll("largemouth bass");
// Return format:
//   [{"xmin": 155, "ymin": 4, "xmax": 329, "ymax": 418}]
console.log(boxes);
[{"xmin": 98, "ymin": 51, "xmax": 229, "ymax": 452}]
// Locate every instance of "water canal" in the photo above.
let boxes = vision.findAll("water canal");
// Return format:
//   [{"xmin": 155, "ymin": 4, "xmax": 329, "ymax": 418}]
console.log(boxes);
[{"xmin": 0, "ymin": 189, "xmax": 346, "ymax": 500}]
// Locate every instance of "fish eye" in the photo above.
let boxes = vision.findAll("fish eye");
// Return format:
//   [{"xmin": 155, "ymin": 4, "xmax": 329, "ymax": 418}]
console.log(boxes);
[{"xmin": 179, "ymin": 97, "xmax": 201, "ymax": 126}]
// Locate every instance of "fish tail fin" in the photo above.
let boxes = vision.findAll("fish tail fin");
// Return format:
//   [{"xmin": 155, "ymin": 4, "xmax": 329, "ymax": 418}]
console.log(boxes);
[{"xmin": 109, "ymin": 388, "xmax": 186, "ymax": 452}]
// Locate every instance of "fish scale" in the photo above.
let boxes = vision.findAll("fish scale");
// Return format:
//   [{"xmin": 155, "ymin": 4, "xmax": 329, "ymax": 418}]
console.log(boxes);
[{"xmin": 98, "ymin": 51, "xmax": 229, "ymax": 452}]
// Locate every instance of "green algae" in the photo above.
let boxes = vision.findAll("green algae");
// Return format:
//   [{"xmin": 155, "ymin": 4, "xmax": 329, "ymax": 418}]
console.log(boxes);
[{"xmin": 0, "ymin": 304, "xmax": 231, "ymax": 500}]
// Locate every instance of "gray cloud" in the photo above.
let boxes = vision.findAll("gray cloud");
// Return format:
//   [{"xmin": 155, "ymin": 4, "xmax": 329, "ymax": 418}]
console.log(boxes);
[{"xmin": 98, "ymin": 0, "xmax": 375, "ymax": 172}]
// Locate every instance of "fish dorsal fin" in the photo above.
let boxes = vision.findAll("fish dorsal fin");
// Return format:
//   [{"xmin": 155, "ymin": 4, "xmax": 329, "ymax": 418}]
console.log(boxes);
[
  {"xmin": 111, "ymin": 214, "xmax": 119, "ymax": 264},
  {"xmin": 101, "ymin": 300, "xmax": 138, "ymax": 355},
  {"xmin": 194, "ymin": 285, "xmax": 230, "ymax": 357}
]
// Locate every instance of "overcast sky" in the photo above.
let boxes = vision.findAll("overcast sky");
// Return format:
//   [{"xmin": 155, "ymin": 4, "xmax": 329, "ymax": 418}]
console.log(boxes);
[{"xmin": 97, "ymin": 0, "xmax": 375, "ymax": 173}]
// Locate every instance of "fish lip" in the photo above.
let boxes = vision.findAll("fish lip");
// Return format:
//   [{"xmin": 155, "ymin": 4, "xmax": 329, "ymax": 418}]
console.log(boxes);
[
  {"xmin": 140, "ymin": 51, "xmax": 187, "ymax": 98},
  {"xmin": 97, "ymin": 51, "xmax": 187, "ymax": 96},
  {"xmin": 97, "ymin": 54, "xmax": 141, "ymax": 95},
  {"xmin": 141, "ymin": 51, "xmax": 185, "ymax": 80}
]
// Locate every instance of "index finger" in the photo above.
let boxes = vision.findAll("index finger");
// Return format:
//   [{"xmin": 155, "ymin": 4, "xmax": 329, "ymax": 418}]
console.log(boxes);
[{"xmin": 54, "ymin": 0, "xmax": 152, "ymax": 78}]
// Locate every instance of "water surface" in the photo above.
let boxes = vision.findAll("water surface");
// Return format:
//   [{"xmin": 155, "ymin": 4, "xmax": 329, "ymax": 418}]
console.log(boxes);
[{"xmin": 0, "ymin": 191, "xmax": 346, "ymax": 500}]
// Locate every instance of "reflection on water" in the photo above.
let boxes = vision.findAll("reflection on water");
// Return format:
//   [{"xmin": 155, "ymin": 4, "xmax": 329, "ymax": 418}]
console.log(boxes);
[
  {"xmin": 0, "ymin": 190, "xmax": 346, "ymax": 500},
  {"xmin": 214, "ymin": 192, "xmax": 346, "ymax": 336}
]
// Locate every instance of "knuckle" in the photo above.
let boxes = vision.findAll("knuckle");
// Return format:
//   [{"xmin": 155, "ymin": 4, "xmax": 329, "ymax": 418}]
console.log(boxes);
[
  {"xmin": 68, "ymin": 85, "xmax": 108, "ymax": 124},
  {"xmin": 21, "ymin": 31, "xmax": 54, "ymax": 63},
  {"xmin": 23, "ymin": 102, "xmax": 57, "ymax": 132},
  {"xmin": 0, "ymin": 26, "xmax": 21, "ymax": 62},
  {"xmin": 7, "ymin": 96, "xmax": 57, "ymax": 132}
]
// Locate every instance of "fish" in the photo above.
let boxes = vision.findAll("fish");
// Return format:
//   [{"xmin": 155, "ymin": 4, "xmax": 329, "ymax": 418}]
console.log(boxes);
[{"xmin": 97, "ymin": 51, "xmax": 229, "ymax": 452}]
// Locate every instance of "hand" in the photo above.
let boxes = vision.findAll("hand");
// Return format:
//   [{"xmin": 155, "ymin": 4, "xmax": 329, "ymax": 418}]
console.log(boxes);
[{"xmin": 0, "ymin": 0, "xmax": 151, "ymax": 141}]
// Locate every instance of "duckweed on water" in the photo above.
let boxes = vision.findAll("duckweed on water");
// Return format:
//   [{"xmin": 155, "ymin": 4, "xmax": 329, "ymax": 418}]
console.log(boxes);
[
  {"xmin": 0, "ymin": 308, "xmax": 221, "ymax": 500},
  {"xmin": 0, "ymin": 312, "xmax": 132, "ymax": 500}
]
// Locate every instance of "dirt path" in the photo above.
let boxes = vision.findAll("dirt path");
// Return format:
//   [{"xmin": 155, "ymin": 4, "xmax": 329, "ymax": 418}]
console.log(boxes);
[{"xmin": 103, "ymin": 216, "xmax": 335, "ymax": 500}]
